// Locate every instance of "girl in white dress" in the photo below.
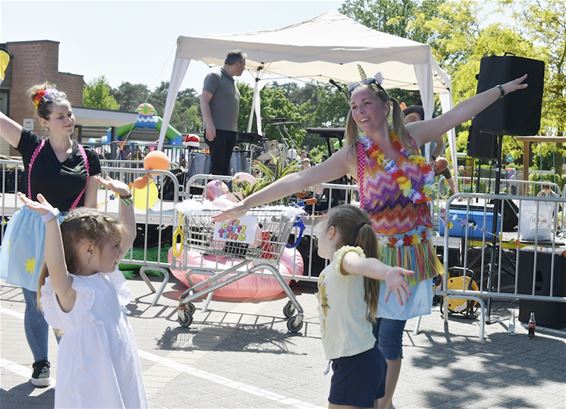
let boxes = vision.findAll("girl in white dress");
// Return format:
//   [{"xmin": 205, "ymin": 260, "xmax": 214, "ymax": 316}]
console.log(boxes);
[{"xmin": 19, "ymin": 176, "xmax": 147, "ymax": 409}]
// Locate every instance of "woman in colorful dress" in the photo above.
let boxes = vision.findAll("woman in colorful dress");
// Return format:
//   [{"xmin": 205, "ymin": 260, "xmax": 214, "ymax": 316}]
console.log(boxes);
[{"xmin": 214, "ymin": 73, "xmax": 528, "ymax": 409}]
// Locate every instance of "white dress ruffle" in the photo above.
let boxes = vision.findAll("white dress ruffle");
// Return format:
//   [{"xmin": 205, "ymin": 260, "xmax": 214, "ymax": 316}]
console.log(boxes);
[{"xmin": 41, "ymin": 270, "xmax": 147, "ymax": 409}]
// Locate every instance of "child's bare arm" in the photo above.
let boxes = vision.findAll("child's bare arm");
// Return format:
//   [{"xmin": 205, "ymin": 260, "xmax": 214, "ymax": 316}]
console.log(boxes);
[
  {"xmin": 341, "ymin": 251, "xmax": 413, "ymax": 305},
  {"xmin": 18, "ymin": 193, "xmax": 76, "ymax": 312},
  {"xmin": 94, "ymin": 176, "xmax": 136, "ymax": 257}
]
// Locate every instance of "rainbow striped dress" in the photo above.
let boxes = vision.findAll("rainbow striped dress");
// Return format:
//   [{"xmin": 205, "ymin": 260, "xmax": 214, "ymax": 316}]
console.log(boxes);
[{"xmin": 356, "ymin": 135, "xmax": 443, "ymax": 319}]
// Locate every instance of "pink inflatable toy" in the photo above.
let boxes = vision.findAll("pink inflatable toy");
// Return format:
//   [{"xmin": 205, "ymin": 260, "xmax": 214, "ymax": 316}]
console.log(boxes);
[
  {"xmin": 205, "ymin": 180, "xmax": 230, "ymax": 201},
  {"xmin": 232, "ymin": 172, "xmax": 256, "ymax": 200},
  {"xmin": 168, "ymin": 247, "xmax": 304, "ymax": 301},
  {"xmin": 232, "ymin": 172, "xmax": 256, "ymax": 186}
]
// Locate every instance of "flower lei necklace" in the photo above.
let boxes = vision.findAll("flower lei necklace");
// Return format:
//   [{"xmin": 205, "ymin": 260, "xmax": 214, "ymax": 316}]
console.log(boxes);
[{"xmin": 365, "ymin": 133, "xmax": 435, "ymax": 204}]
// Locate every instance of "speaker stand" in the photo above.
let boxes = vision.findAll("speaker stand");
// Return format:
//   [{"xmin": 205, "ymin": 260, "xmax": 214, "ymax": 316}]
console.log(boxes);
[{"xmin": 485, "ymin": 133, "xmax": 504, "ymax": 324}]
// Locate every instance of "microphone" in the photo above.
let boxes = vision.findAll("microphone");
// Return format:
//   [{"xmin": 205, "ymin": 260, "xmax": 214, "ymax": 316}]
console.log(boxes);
[{"xmin": 329, "ymin": 79, "xmax": 343, "ymax": 92}]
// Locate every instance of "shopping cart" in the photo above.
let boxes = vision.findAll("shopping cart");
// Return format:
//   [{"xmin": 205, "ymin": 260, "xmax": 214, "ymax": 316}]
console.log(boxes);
[{"xmin": 174, "ymin": 205, "xmax": 306, "ymax": 333}]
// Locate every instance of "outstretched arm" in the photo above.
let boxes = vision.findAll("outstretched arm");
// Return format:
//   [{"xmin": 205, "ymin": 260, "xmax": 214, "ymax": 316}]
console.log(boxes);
[
  {"xmin": 212, "ymin": 147, "xmax": 353, "ymax": 222},
  {"xmin": 18, "ymin": 193, "xmax": 76, "ymax": 312},
  {"xmin": 341, "ymin": 251, "xmax": 414, "ymax": 305},
  {"xmin": 94, "ymin": 176, "xmax": 136, "ymax": 257},
  {"xmin": 0, "ymin": 112, "xmax": 23, "ymax": 148},
  {"xmin": 409, "ymin": 74, "xmax": 528, "ymax": 146},
  {"xmin": 83, "ymin": 175, "xmax": 101, "ymax": 209}
]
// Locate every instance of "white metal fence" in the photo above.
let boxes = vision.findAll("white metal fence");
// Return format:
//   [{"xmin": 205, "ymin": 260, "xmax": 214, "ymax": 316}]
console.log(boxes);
[{"xmin": 2, "ymin": 158, "xmax": 565, "ymax": 337}]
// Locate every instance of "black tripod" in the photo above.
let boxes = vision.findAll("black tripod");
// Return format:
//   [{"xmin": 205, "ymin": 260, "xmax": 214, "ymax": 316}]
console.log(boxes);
[{"xmin": 485, "ymin": 133, "xmax": 505, "ymax": 324}]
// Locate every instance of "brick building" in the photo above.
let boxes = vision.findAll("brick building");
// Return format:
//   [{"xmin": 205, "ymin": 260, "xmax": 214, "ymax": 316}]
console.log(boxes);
[{"xmin": 0, "ymin": 40, "xmax": 84, "ymax": 156}]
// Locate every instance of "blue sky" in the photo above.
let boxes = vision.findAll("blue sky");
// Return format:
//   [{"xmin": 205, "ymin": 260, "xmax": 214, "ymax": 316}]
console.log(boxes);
[
  {"xmin": 1, "ymin": 0, "xmax": 510, "ymax": 92},
  {"xmin": 1, "ymin": 0, "xmax": 342, "ymax": 91}
]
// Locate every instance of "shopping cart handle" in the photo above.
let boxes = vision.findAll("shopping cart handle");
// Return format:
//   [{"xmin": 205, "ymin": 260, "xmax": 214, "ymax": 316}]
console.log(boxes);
[{"xmin": 286, "ymin": 217, "xmax": 305, "ymax": 249}]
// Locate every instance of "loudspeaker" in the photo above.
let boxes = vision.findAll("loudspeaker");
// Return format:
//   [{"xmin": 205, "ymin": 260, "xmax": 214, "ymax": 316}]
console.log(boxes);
[
  {"xmin": 518, "ymin": 249, "xmax": 566, "ymax": 329},
  {"xmin": 467, "ymin": 118, "xmax": 498, "ymax": 159},
  {"xmin": 475, "ymin": 55, "xmax": 545, "ymax": 135},
  {"xmin": 489, "ymin": 198, "xmax": 518, "ymax": 232}
]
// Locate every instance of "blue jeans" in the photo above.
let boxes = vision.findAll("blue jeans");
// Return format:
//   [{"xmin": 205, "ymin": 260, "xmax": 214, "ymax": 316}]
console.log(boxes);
[
  {"xmin": 373, "ymin": 318, "xmax": 407, "ymax": 360},
  {"xmin": 22, "ymin": 288, "xmax": 49, "ymax": 363}
]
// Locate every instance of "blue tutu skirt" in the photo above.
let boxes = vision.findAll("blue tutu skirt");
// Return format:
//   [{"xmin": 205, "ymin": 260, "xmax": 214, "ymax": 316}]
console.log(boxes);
[
  {"xmin": 0, "ymin": 206, "xmax": 61, "ymax": 292},
  {"xmin": 377, "ymin": 278, "xmax": 433, "ymax": 320}
]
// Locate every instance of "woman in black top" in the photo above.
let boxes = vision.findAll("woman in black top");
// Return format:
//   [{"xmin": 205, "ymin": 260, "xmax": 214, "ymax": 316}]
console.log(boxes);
[{"xmin": 0, "ymin": 83, "xmax": 101, "ymax": 387}]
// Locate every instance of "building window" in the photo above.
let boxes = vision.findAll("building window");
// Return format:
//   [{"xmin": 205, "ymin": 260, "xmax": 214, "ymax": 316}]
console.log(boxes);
[{"xmin": 0, "ymin": 89, "xmax": 8, "ymax": 115}]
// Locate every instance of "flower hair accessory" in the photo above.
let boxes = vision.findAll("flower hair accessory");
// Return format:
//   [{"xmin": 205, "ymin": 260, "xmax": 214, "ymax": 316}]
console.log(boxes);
[{"xmin": 32, "ymin": 88, "xmax": 61, "ymax": 108}]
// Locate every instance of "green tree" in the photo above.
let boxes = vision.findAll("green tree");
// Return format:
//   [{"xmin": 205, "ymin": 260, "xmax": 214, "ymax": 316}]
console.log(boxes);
[
  {"xmin": 507, "ymin": 0, "xmax": 566, "ymax": 136},
  {"xmin": 83, "ymin": 76, "xmax": 120, "ymax": 110},
  {"xmin": 260, "ymin": 85, "xmax": 306, "ymax": 148},
  {"xmin": 111, "ymin": 82, "xmax": 150, "ymax": 112},
  {"xmin": 411, "ymin": 0, "xmax": 480, "ymax": 72},
  {"xmin": 144, "ymin": 82, "xmax": 200, "ymax": 133}
]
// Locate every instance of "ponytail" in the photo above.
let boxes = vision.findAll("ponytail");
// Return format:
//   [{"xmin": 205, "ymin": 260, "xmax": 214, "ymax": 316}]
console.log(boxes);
[
  {"xmin": 355, "ymin": 223, "xmax": 380, "ymax": 322},
  {"xmin": 326, "ymin": 205, "xmax": 383, "ymax": 322},
  {"xmin": 390, "ymin": 96, "xmax": 417, "ymax": 155},
  {"xmin": 345, "ymin": 109, "xmax": 359, "ymax": 148}
]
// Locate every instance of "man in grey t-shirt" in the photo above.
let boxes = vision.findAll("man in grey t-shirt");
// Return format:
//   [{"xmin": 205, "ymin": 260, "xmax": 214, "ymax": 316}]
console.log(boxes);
[{"xmin": 200, "ymin": 50, "xmax": 246, "ymax": 176}]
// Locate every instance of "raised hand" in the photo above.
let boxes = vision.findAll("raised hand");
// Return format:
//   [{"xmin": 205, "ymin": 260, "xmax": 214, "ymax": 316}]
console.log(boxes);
[
  {"xmin": 18, "ymin": 192, "xmax": 55, "ymax": 216},
  {"xmin": 384, "ymin": 267, "xmax": 414, "ymax": 305},
  {"xmin": 501, "ymin": 74, "xmax": 528, "ymax": 96},
  {"xmin": 94, "ymin": 175, "xmax": 131, "ymax": 197}
]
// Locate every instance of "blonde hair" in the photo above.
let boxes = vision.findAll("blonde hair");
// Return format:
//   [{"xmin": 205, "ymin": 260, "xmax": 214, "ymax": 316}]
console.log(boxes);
[
  {"xmin": 37, "ymin": 208, "xmax": 124, "ymax": 305},
  {"xmin": 324, "ymin": 205, "xmax": 380, "ymax": 322},
  {"xmin": 345, "ymin": 85, "xmax": 417, "ymax": 154}
]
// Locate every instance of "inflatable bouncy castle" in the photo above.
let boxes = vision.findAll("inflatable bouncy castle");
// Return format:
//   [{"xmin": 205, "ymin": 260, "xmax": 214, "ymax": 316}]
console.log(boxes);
[{"xmin": 101, "ymin": 103, "xmax": 183, "ymax": 145}]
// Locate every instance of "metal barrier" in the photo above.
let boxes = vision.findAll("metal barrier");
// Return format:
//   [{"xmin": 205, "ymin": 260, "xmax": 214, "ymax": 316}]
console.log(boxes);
[
  {"xmin": 430, "ymin": 192, "xmax": 566, "ymax": 341},
  {"xmin": 456, "ymin": 176, "xmax": 561, "ymax": 197},
  {"xmin": 0, "ymin": 158, "xmax": 181, "ymax": 306},
  {"xmin": 4, "ymin": 158, "xmax": 565, "ymax": 334},
  {"xmin": 0, "ymin": 159, "xmax": 25, "ymax": 241},
  {"xmin": 431, "ymin": 176, "xmax": 562, "ymax": 228}
]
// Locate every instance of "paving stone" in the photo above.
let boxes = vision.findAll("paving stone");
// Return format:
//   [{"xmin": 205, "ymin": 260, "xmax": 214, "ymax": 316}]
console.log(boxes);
[{"xmin": 2, "ymin": 278, "xmax": 565, "ymax": 409}]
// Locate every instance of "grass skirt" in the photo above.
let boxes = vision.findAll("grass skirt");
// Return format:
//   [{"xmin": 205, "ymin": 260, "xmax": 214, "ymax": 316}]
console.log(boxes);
[{"xmin": 376, "ymin": 238, "xmax": 443, "ymax": 320}]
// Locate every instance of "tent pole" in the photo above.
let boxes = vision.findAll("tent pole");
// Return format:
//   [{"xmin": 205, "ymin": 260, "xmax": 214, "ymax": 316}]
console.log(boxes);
[{"xmin": 247, "ymin": 77, "xmax": 260, "ymax": 133}]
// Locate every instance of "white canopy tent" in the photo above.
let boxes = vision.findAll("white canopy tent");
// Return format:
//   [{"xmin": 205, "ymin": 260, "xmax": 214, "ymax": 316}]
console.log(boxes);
[{"xmin": 159, "ymin": 10, "xmax": 457, "ymax": 180}]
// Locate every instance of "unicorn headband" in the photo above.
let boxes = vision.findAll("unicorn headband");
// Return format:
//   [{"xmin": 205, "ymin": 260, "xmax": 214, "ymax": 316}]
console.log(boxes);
[
  {"xmin": 347, "ymin": 65, "xmax": 386, "ymax": 97},
  {"xmin": 32, "ymin": 88, "xmax": 64, "ymax": 108}
]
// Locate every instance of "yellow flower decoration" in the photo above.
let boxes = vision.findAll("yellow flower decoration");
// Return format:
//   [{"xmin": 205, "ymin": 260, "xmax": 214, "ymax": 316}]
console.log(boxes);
[{"xmin": 25, "ymin": 257, "xmax": 36, "ymax": 274}]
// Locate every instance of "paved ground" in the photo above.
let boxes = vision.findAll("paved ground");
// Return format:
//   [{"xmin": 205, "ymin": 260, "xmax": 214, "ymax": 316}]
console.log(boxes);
[{"xmin": 1, "ymin": 275, "xmax": 565, "ymax": 409}]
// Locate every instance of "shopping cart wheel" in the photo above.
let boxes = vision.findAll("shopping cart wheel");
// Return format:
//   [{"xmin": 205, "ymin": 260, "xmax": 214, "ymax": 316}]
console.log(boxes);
[
  {"xmin": 178, "ymin": 310, "xmax": 193, "ymax": 328},
  {"xmin": 286, "ymin": 315, "xmax": 303, "ymax": 333},
  {"xmin": 187, "ymin": 302, "xmax": 196, "ymax": 315},
  {"xmin": 283, "ymin": 301, "xmax": 296, "ymax": 318}
]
